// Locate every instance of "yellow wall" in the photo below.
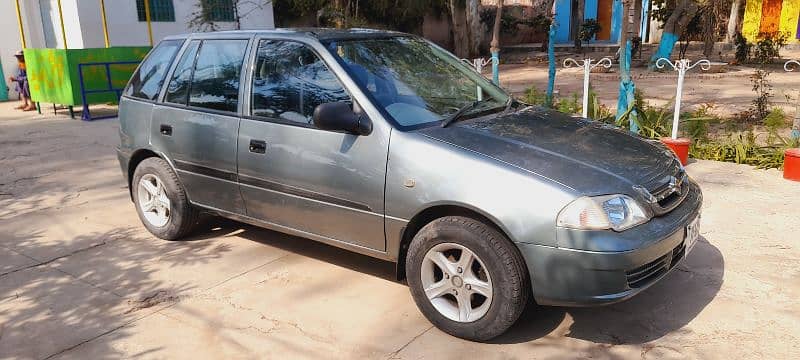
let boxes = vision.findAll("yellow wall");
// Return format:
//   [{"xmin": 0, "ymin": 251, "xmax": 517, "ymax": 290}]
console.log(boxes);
[
  {"xmin": 742, "ymin": 0, "xmax": 764, "ymax": 41},
  {"xmin": 743, "ymin": 0, "xmax": 800, "ymax": 43},
  {"xmin": 780, "ymin": 0, "xmax": 800, "ymax": 43}
]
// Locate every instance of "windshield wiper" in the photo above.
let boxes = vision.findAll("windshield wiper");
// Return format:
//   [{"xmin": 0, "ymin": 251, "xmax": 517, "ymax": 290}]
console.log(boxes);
[{"xmin": 441, "ymin": 100, "xmax": 490, "ymax": 128}]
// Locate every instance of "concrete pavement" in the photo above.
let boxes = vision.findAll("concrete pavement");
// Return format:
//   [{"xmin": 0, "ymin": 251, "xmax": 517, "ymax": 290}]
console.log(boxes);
[{"xmin": 1, "ymin": 102, "xmax": 798, "ymax": 359}]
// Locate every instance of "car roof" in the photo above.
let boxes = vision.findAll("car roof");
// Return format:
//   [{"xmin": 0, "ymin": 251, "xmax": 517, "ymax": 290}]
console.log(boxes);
[{"xmin": 162, "ymin": 28, "xmax": 410, "ymax": 42}]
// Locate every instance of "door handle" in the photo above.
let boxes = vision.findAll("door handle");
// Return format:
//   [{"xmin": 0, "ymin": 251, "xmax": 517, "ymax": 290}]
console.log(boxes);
[
  {"xmin": 160, "ymin": 124, "xmax": 172, "ymax": 136},
  {"xmin": 249, "ymin": 139, "xmax": 267, "ymax": 154}
]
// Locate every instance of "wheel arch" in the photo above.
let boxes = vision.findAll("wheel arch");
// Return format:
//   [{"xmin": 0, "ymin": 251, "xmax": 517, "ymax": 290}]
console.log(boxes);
[
  {"xmin": 395, "ymin": 203, "xmax": 520, "ymax": 281},
  {"xmin": 126, "ymin": 149, "xmax": 180, "ymax": 199}
]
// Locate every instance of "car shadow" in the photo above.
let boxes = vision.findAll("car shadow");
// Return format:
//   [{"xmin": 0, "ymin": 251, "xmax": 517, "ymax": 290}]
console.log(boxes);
[
  {"xmin": 187, "ymin": 218, "xmax": 723, "ymax": 346},
  {"xmin": 186, "ymin": 216, "xmax": 399, "ymax": 282},
  {"xmin": 491, "ymin": 236, "xmax": 724, "ymax": 345}
]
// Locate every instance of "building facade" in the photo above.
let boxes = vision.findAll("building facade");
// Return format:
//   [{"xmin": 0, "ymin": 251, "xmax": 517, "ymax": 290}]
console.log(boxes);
[
  {"xmin": 553, "ymin": 0, "xmax": 654, "ymax": 44},
  {"xmin": 1, "ymin": 0, "xmax": 275, "ymax": 100}
]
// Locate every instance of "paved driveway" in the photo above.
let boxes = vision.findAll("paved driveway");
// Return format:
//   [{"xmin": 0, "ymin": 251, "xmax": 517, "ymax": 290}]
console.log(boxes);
[{"xmin": 1, "ymin": 102, "xmax": 798, "ymax": 359}]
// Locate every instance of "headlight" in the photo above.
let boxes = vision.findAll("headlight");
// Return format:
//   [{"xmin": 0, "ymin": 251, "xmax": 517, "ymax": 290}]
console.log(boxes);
[{"xmin": 557, "ymin": 194, "xmax": 650, "ymax": 231}]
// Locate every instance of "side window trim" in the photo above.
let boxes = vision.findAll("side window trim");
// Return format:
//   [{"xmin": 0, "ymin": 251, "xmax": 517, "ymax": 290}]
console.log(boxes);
[
  {"xmin": 163, "ymin": 39, "xmax": 201, "ymax": 106},
  {"xmin": 244, "ymin": 37, "xmax": 355, "ymax": 130},
  {"xmin": 157, "ymin": 39, "xmax": 197, "ymax": 103}
]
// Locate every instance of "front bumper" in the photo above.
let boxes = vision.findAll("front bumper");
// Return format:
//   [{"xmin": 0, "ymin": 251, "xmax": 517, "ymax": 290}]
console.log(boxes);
[{"xmin": 518, "ymin": 181, "xmax": 703, "ymax": 306}]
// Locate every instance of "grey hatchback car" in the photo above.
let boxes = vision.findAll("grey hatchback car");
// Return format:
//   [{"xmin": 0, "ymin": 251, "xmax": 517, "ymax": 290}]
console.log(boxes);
[{"xmin": 118, "ymin": 29, "xmax": 702, "ymax": 341}]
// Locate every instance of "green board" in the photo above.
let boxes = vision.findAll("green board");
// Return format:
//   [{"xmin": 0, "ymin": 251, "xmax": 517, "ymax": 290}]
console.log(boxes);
[
  {"xmin": 24, "ymin": 47, "xmax": 151, "ymax": 106},
  {"xmin": 0, "ymin": 59, "xmax": 7, "ymax": 101}
]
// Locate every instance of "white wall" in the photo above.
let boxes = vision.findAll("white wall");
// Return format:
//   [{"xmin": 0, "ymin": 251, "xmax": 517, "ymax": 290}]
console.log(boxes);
[
  {"xmin": 0, "ymin": 0, "xmax": 274, "ymax": 100},
  {"xmin": 0, "ymin": 0, "xmax": 49, "ymax": 99},
  {"xmin": 78, "ymin": 0, "xmax": 275, "ymax": 48}
]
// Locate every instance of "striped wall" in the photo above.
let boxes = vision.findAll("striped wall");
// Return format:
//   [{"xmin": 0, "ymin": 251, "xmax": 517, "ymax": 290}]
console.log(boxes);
[{"xmin": 742, "ymin": 0, "xmax": 800, "ymax": 43}]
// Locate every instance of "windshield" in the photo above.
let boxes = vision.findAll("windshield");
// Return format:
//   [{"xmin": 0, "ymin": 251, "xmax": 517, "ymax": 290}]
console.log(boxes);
[{"xmin": 324, "ymin": 37, "xmax": 510, "ymax": 129}]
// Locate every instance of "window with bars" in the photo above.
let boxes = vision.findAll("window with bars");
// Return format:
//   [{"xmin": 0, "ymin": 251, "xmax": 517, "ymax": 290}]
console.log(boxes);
[
  {"xmin": 202, "ymin": 0, "xmax": 236, "ymax": 22},
  {"xmin": 137, "ymin": 0, "xmax": 175, "ymax": 22}
]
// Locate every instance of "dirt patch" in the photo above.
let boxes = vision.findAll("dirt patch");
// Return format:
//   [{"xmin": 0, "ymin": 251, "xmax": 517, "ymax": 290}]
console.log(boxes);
[{"xmin": 125, "ymin": 290, "xmax": 182, "ymax": 314}]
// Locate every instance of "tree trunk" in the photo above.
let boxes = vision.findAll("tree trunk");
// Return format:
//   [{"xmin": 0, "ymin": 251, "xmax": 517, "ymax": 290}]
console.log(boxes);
[
  {"xmin": 541, "ymin": 0, "xmax": 556, "ymax": 51},
  {"xmin": 617, "ymin": 0, "xmax": 637, "ymax": 130},
  {"xmin": 726, "ymin": 0, "xmax": 743, "ymax": 42},
  {"xmin": 573, "ymin": 0, "xmax": 585, "ymax": 49},
  {"xmin": 466, "ymin": 0, "xmax": 482, "ymax": 57},
  {"xmin": 649, "ymin": 0, "xmax": 699, "ymax": 65},
  {"xmin": 490, "ymin": 0, "xmax": 503, "ymax": 52},
  {"xmin": 448, "ymin": 0, "xmax": 470, "ymax": 58},
  {"xmin": 702, "ymin": 7, "xmax": 716, "ymax": 58}
]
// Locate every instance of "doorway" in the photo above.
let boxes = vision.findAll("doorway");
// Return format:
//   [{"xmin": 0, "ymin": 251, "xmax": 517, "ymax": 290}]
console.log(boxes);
[{"xmin": 596, "ymin": 0, "xmax": 613, "ymax": 41}]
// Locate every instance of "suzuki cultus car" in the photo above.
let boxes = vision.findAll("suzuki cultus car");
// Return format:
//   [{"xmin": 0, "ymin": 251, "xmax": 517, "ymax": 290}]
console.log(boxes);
[{"xmin": 118, "ymin": 29, "xmax": 702, "ymax": 341}]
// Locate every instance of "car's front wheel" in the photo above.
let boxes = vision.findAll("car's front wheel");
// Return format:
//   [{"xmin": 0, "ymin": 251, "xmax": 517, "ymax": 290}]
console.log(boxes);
[
  {"xmin": 132, "ymin": 157, "xmax": 198, "ymax": 240},
  {"xmin": 406, "ymin": 216, "xmax": 529, "ymax": 341}
]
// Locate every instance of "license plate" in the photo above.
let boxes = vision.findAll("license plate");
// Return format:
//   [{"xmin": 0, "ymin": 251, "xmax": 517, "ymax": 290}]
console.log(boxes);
[{"xmin": 685, "ymin": 215, "xmax": 701, "ymax": 252}]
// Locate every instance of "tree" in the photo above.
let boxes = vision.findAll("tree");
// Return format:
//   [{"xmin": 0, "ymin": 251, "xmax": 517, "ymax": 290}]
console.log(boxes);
[
  {"xmin": 540, "ymin": 0, "xmax": 556, "ymax": 52},
  {"xmin": 189, "ymin": 0, "xmax": 273, "ymax": 31},
  {"xmin": 617, "ymin": 0, "xmax": 637, "ymax": 128},
  {"xmin": 466, "ymin": 0, "xmax": 483, "ymax": 57},
  {"xmin": 490, "ymin": 0, "xmax": 503, "ymax": 54},
  {"xmin": 572, "ymin": 0, "xmax": 585, "ymax": 49},
  {"xmin": 447, "ymin": 0, "xmax": 471, "ymax": 58},
  {"xmin": 726, "ymin": 0, "xmax": 743, "ymax": 42},
  {"xmin": 649, "ymin": 0, "xmax": 700, "ymax": 65}
]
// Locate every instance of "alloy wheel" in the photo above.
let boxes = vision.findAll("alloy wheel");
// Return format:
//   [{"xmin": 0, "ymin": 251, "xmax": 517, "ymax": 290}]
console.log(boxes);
[
  {"xmin": 137, "ymin": 173, "xmax": 171, "ymax": 227},
  {"xmin": 420, "ymin": 242, "xmax": 493, "ymax": 322}
]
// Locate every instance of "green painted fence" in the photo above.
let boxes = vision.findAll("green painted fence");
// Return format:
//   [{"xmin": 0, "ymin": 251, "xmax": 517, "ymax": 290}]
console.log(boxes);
[
  {"xmin": 0, "ymin": 60, "xmax": 7, "ymax": 101},
  {"xmin": 24, "ymin": 47, "xmax": 151, "ymax": 106}
]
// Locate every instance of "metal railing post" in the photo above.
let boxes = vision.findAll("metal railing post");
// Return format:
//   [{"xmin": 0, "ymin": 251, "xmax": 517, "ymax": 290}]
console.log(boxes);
[
  {"xmin": 563, "ymin": 57, "xmax": 613, "ymax": 118},
  {"xmin": 784, "ymin": 60, "xmax": 800, "ymax": 140},
  {"xmin": 655, "ymin": 58, "xmax": 711, "ymax": 139}
]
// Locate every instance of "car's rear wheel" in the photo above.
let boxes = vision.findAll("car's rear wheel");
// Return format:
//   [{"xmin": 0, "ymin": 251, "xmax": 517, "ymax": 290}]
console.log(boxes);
[
  {"xmin": 406, "ymin": 216, "xmax": 529, "ymax": 341},
  {"xmin": 132, "ymin": 157, "xmax": 198, "ymax": 240}
]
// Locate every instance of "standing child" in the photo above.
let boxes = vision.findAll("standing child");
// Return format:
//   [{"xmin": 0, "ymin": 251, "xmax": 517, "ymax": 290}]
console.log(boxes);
[{"xmin": 8, "ymin": 50, "xmax": 35, "ymax": 111}]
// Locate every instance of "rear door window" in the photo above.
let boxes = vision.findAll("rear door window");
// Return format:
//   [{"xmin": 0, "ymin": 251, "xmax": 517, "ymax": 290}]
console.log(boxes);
[
  {"xmin": 125, "ymin": 39, "xmax": 183, "ymax": 100},
  {"xmin": 188, "ymin": 40, "xmax": 249, "ymax": 112}
]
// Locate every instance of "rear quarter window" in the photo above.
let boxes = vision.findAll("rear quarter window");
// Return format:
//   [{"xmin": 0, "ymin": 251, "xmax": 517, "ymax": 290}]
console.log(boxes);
[{"xmin": 125, "ymin": 39, "xmax": 184, "ymax": 101}]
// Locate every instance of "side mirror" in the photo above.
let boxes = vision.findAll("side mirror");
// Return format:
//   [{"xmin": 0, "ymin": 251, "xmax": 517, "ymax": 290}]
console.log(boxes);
[{"xmin": 312, "ymin": 101, "xmax": 372, "ymax": 136}]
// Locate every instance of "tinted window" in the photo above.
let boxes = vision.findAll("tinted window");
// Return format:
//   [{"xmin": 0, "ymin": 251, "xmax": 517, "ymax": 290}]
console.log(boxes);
[
  {"xmin": 189, "ymin": 40, "xmax": 248, "ymax": 112},
  {"xmin": 165, "ymin": 40, "xmax": 200, "ymax": 105},
  {"xmin": 125, "ymin": 39, "xmax": 183, "ymax": 100},
  {"xmin": 251, "ymin": 40, "xmax": 349, "ymax": 124}
]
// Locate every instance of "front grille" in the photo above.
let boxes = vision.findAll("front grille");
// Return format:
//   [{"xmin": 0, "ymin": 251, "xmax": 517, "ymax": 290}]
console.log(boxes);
[
  {"xmin": 646, "ymin": 169, "xmax": 690, "ymax": 216},
  {"xmin": 626, "ymin": 242, "xmax": 686, "ymax": 288}
]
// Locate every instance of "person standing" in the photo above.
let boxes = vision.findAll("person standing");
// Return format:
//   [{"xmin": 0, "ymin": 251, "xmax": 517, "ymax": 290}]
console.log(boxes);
[{"xmin": 8, "ymin": 50, "xmax": 35, "ymax": 111}]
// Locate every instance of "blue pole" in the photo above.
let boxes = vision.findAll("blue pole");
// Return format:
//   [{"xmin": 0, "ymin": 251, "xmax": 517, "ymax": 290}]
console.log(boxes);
[
  {"xmin": 616, "ymin": 40, "xmax": 637, "ymax": 132},
  {"xmin": 546, "ymin": 22, "xmax": 557, "ymax": 107},
  {"xmin": 491, "ymin": 50, "xmax": 500, "ymax": 85}
]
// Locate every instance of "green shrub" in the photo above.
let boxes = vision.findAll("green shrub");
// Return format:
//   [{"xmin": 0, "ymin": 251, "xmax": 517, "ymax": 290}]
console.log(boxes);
[
  {"xmin": 763, "ymin": 107, "xmax": 786, "ymax": 130},
  {"xmin": 586, "ymin": 90, "xmax": 614, "ymax": 121},
  {"xmin": 734, "ymin": 32, "xmax": 751, "ymax": 63},
  {"xmin": 523, "ymin": 87, "xmax": 548, "ymax": 106},
  {"xmin": 556, "ymin": 93, "xmax": 581, "ymax": 114}
]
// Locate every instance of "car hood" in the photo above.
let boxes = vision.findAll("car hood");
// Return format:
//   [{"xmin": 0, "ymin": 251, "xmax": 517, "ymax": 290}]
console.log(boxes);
[{"xmin": 418, "ymin": 106, "xmax": 682, "ymax": 195}]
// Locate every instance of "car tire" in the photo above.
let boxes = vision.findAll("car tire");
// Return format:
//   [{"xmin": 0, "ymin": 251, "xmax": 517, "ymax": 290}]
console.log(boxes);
[
  {"xmin": 131, "ymin": 157, "xmax": 198, "ymax": 240},
  {"xmin": 406, "ymin": 216, "xmax": 529, "ymax": 341}
]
